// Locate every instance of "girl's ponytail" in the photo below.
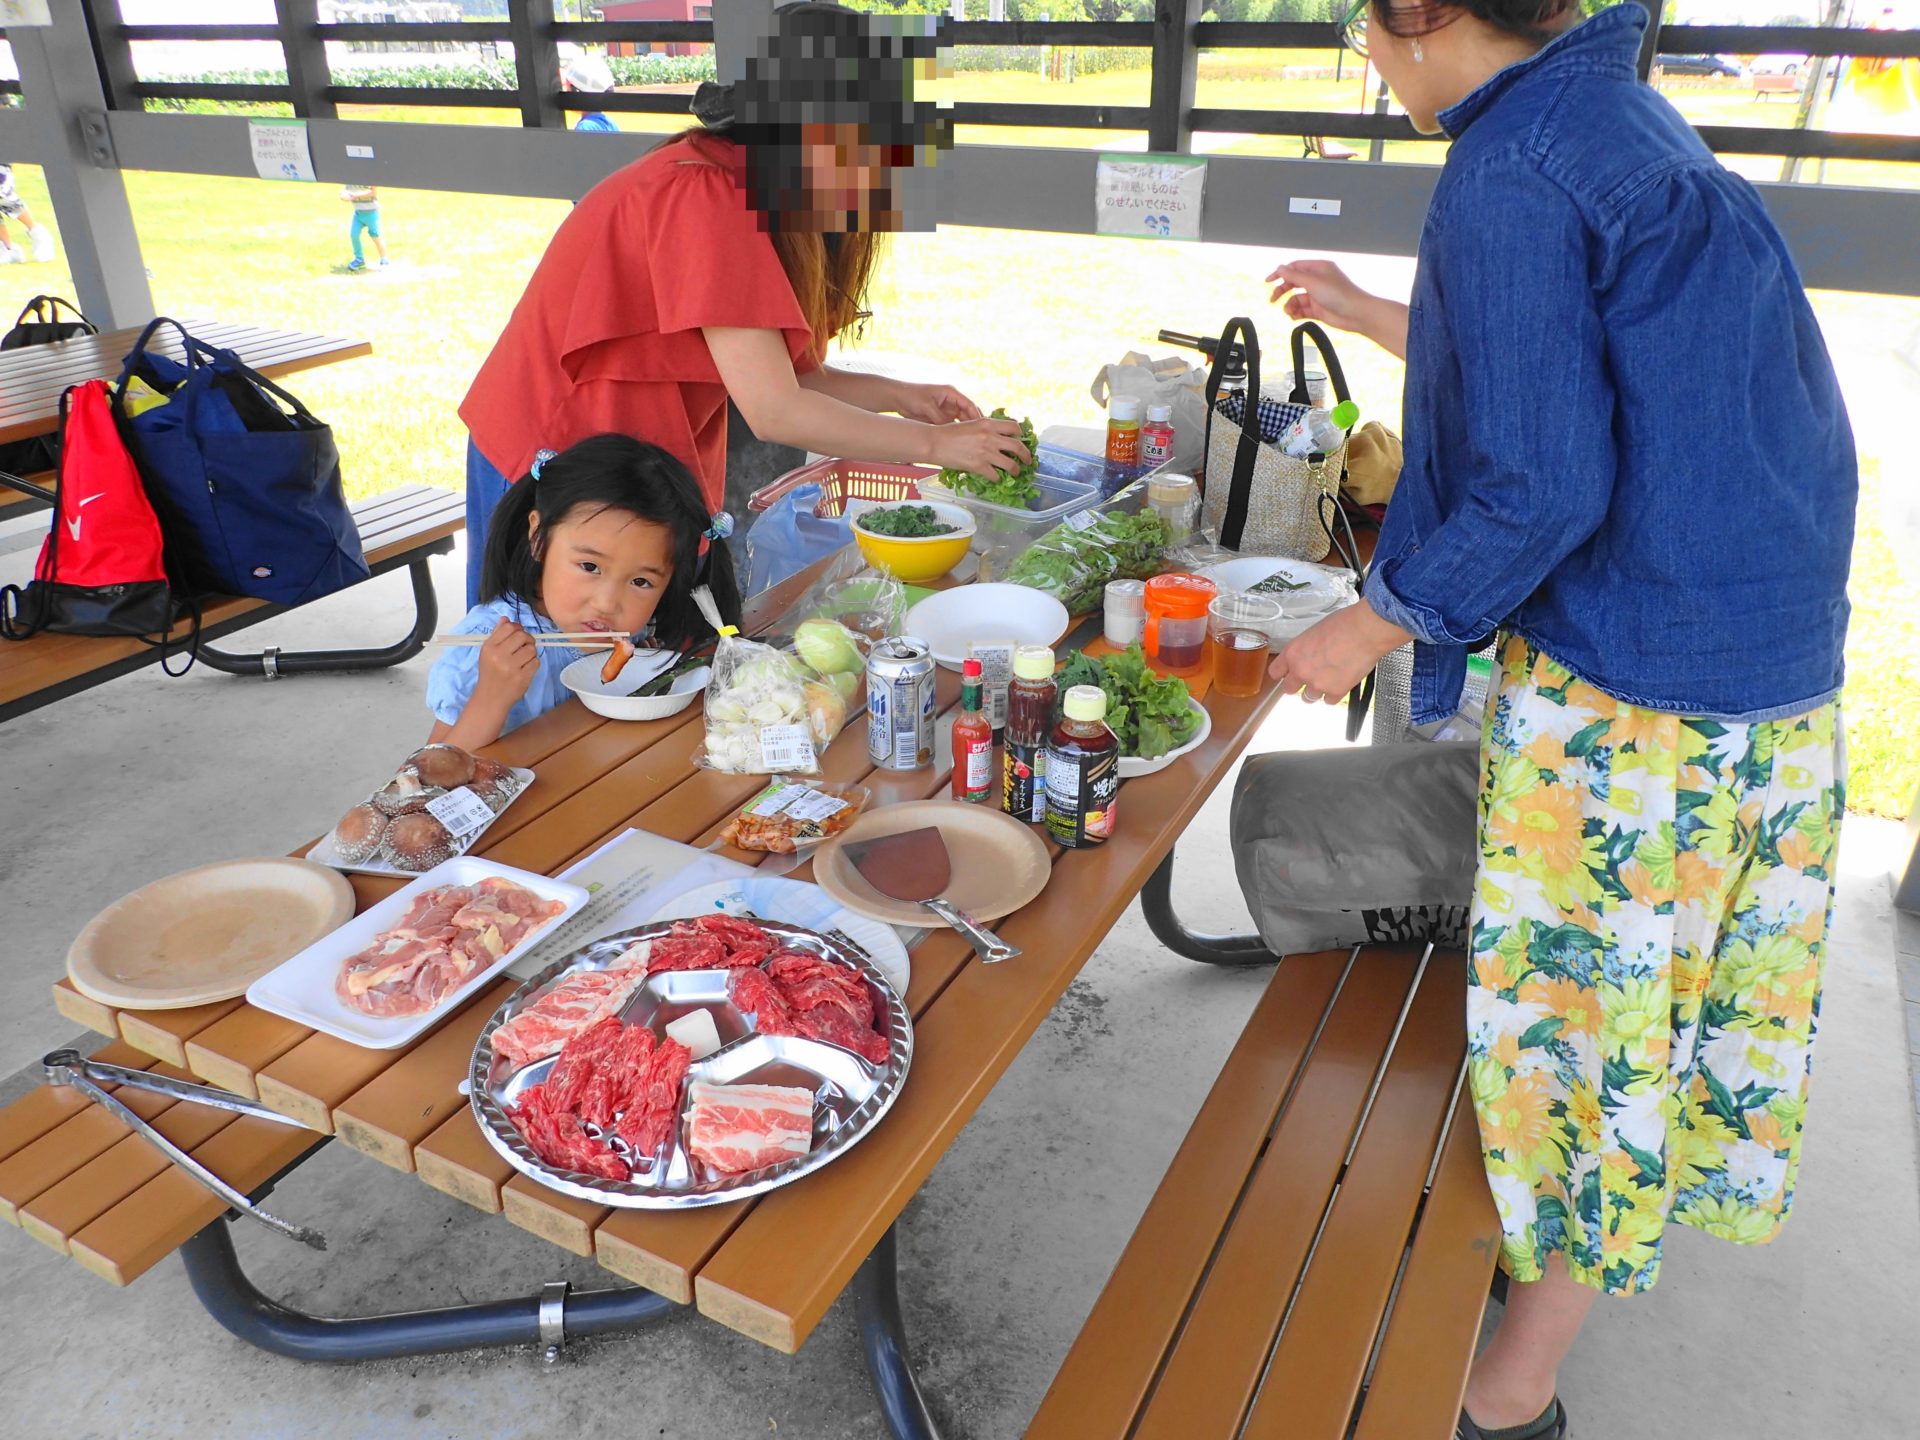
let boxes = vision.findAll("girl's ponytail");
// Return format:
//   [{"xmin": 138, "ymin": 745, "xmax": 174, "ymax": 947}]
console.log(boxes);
[{"xmin": 478, "ymin": 463, "xmax": 543, "ymax": 605}]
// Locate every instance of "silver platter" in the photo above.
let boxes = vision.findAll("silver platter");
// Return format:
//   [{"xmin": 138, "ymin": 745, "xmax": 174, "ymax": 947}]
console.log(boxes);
[{"xmin": 469, "ymin": 918, "xmax": 912, "ymax": 1209}]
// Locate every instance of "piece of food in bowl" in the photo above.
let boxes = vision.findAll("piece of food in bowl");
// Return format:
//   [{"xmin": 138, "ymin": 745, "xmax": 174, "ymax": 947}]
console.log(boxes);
[{"xmin": 858, "ymin": 504, "xmax": 958, "ymax": 537}]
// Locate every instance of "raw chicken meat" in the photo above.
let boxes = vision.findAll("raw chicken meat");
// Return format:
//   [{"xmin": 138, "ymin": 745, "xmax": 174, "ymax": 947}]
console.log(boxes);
[
  {"xmin": 645, "ymin": 914, "xmax": 777, "ymax": 975},
  {"xmin": 337, "ymin": 878, "xmax": 565, "ymax": 1018},
  {"xmin": 685, "ymin": 1081, "xmax": 815, "ymax": 1175},
  {"xmin": 729, "ymin": 958, "xmax": 891, "ymax": 1066},
  {"xmin": 490, "ymin": 945, "xmax": 651, "ymax": 1070}
]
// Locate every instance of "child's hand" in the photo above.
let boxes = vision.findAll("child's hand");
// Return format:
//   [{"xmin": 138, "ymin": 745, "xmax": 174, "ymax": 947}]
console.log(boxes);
[{"xmin": 476, "ymin": 619, "xmax": 538, "ymax": 705}]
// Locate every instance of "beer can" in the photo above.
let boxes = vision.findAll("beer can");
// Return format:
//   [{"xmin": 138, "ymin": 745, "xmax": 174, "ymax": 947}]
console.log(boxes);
[{"xmin": 866, "ymin": 636, "xmax": 936, "ymax": 770}]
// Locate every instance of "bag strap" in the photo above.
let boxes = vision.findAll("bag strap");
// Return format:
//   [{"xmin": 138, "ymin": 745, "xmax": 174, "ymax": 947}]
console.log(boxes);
[
  {"xmin": 116, "ymin": 316, "xmax": 215, "ymax": 391},
  {"xmin": 1288, "ymin": 321, "xmax": 1354, "ymax": 409},
  {"xmin": 1203, "ymin": 315, "xmax": 1264, "ymax": 552},
  {"xmin": 15, "ymin": 295, "xmax": 98, "ymax": 334}
]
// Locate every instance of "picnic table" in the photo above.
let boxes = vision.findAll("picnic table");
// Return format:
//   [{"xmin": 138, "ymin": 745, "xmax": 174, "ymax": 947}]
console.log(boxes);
[
  {"xmin": 0, "ymin": 320, "xmax": 373, "ymax": 521},
  {"xmin": 1, "ymin": 534, "xmax": 1492, "ymax": 1436}
]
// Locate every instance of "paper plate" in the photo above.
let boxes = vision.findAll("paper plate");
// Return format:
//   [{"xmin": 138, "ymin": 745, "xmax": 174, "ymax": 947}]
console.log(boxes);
[
  {"xmin": 1118, "ymin": 700, "xmax": 1213, "ymax": 779},
  {"xmin": 903, "ymin": 583, "xmax": 1070, "ymax": 671},
  {"xmin": 646, "ymin": 875, "xmax": 911, "ymax": 999},
  {"xmin": 67, "ymin": 858, "xmax": 356, "ymax": 1010},
  {"xmin": 813, "ymin": 799, "xmax": 1051, "ymax": 929}
]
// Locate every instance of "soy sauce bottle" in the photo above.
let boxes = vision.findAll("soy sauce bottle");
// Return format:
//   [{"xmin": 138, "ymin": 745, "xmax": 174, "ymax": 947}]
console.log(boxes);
[{"xmin": 1045, "ymin": 685, "xmax": 1119, "ymax": 849}]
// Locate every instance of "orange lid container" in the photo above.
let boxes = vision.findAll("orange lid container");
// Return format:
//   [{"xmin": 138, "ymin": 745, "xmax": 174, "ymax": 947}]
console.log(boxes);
[{"xmin": 1143, "ymin": 573, "xmax": 1218, "ymax": 620}]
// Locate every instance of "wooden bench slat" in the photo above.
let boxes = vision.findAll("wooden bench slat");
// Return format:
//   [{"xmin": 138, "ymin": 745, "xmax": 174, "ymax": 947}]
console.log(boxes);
[
  {"xmin": 183, "ymin": 1007, "xmax": 316, "ymax": 1100},
  {"xmin": 1127, "ymin": 952, "xmax": 1423, "ymax": 1440},
  {"xmin": 414, "ymin": 1109, "xmax": 515, "ymax": 1215},
  {"xmin": 66, "ymin": 1114, "xmax": 325, "ymax": 1286},
  {"xmin": 502, "ymin": 1176, "xmax": 608, "ymax": 1257},
  {"xmin": 1240, "ymin": 956, "xmax": 1469, "ymax": 1440},
  {"xmin": 52, "ymin": 978, "xmax": 119, "ymax": 1037},
  {"xmin": 119, "ymin": 999, "xmax": 248, "ymax": 1067},
  {"xmin": 1023, "ymin": 951, "xmax": 1353, "ymax": 1440},
  {"xmin": 17, "ymin": 1065, "xmax": 240, "ymax": 1254},
  {"xmin": 0, "ymin": 1053, "xmax": 175, "ymax": 1225},
  {"xmin": 255, "ymin": 1031, "xmax": 404, "ymax": 1134},
  {"xmin": 1351, "ymin": 1087, "xmax": 1500, "ymax": 1440},
  {"xmin": 332, "ymin": 978, "xmax": 519, "ymax": 1173}
]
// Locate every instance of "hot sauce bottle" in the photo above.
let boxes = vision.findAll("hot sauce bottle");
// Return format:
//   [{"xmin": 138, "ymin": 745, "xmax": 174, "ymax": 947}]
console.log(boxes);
[{"xmin": 951, "ymin": 658, "xmax": 994, "ymax": 804}]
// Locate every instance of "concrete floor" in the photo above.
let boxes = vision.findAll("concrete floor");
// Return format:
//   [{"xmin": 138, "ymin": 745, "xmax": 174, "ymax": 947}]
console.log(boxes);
[{"xmin": 1, "ymin": 534, "xmax": 1917, "ymax": 1440}]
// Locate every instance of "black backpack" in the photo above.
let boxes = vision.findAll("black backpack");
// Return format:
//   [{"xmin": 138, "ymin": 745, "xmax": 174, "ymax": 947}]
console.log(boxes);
[{"xmin": 0, "ymin": 296, "xmax": 99, "ymax": 488}]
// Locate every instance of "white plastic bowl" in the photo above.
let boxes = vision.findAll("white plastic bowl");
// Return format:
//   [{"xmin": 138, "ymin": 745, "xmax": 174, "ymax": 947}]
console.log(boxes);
[{"xmin": 562, "ymin": 651, "xmax": 712, "ymax": 722}]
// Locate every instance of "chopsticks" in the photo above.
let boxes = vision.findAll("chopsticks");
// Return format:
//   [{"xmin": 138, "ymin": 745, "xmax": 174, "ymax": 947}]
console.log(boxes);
[{"xmin": 432, "ymin": 632, "xmax": 628, "ymax": 648}]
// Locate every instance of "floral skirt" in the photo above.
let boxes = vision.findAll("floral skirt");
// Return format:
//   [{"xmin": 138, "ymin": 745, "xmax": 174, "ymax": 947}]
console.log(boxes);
[{"xmin": 1466, "ymin": 636, "xmax": 1845, "ymax": 1296}]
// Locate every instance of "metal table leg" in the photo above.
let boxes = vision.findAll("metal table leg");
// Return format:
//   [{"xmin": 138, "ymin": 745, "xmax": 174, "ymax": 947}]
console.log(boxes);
[
  {"xmin": 195, "ymin": 550, "xmax": 445, "ymax": 678},
  {"xmin": 179, "ymin": 1216, "xmax": 677, "ymax": 1363},
  {"xmin": 1139, "ymin": 844, "xmax": 1276, "ymax": 966},
  {"xmin": 854, "ymin": 1226, "xmax": 942, "ymax": 1440}
]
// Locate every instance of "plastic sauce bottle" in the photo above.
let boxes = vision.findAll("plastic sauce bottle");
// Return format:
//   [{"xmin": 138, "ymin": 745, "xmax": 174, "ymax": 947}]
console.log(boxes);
[
  {"xmin": 951, "ymin": 658, "xmax": 994, "ymax": 804},
  {"xmin": 1000, "ymin": 645, "xmax": 1057, "ymax": 823},
  {"xmin": 1106, "ymin": 396, "xmax": 1143, "ymax": 466},
  {"xmin": 1046, "ymin": 685, "xmax": 1119, "ymax": 848},
  {"xmin": 1140, "ymin": 405, "xmax": 1175, "ymax": 466}
]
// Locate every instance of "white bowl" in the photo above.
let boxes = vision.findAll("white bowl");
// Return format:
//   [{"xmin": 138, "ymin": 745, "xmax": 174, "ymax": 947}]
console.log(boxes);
[{"xmin": 562, "ymin": 651, "xmax": 712, "ymax": 721}]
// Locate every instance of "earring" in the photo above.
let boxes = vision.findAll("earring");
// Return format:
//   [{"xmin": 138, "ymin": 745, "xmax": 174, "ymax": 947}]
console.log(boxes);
[{"xmin": 1412, "ymin": 39, "xmax": 1424, "ymax": 63}]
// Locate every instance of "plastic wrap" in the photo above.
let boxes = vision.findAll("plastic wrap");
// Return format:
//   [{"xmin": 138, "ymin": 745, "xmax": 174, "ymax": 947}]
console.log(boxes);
[
  {"xmin": 694, "ymin": 586, "xmax": 867, "ymax": 775},
  {"xmin": 719, "ymin": 781, "xmax": 872, "ymax": 854},
  {"xmin": 1002, "ymin": 506, "xmax": 1171, "ymax": 614}
]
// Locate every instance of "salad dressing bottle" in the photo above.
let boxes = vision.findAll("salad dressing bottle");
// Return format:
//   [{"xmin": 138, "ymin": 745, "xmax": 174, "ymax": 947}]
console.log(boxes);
[{"xmin": 1045, "ymin": 685, "xmax": 1119, "ymax": 849}]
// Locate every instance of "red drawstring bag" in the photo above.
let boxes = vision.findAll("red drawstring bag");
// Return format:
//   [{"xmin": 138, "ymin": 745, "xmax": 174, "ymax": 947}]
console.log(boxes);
[{"xmin": 1, "ymin": 379, "xmax": 181, "ymax": 651}]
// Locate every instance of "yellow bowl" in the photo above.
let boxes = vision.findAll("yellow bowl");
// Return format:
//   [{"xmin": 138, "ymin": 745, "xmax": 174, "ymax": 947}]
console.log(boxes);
[{"xmin": 847, "ymin": 499, "xmax": 977, "ymax": 584}]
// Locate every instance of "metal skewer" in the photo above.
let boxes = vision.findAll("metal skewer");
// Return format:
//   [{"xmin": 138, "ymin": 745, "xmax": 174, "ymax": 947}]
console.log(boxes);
[{"xmin": 42, "ymin": 1049, "xmax": 328, "ymax": 1251}]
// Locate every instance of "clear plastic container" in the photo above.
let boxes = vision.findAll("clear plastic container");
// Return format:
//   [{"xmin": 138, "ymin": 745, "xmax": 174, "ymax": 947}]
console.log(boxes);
[{"xmin": 924, "ymin": 446, "xmax": 1106, "ymax": 581}]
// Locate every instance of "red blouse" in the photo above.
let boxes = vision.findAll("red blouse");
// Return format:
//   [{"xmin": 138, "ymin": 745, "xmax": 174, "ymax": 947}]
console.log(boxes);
[{"xmin": 460, "ymin": 133, "xmax": 817, "ymax": 511}]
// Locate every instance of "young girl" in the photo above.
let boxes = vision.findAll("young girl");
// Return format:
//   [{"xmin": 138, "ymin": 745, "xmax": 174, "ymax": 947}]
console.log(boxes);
[{"xmin": 427, "ymin": 434, "xmax": 739, "ymax": 750}]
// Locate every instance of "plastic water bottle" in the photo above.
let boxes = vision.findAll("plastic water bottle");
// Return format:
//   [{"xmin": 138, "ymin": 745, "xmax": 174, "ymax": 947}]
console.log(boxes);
[{"xmin": 1280, "ymin": 399, "xmax": 1360, "ymax": 458}]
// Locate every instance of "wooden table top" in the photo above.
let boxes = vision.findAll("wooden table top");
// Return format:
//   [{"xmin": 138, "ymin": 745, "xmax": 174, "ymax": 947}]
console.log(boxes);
[
  {"xmin": 27, "ymin": 567, "xmax": 1311, "ymax": 1353},
  {"xmin": 0, "ymin": 321, "xmax": 372, "ymax": 446}
]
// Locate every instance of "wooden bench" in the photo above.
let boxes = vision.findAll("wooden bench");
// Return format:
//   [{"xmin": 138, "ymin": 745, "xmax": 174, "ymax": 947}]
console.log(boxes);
[
  {"xmin": 0, "ymin": 483, "xmax": 463, "ymax": 722},
  {"xmin": 1028, "ymin": 943, "xmax": 1500, "ymax": 1440},
  {"xmin": 1752, "ymin": 73, "xmax": 1803, "ymax": 100}
]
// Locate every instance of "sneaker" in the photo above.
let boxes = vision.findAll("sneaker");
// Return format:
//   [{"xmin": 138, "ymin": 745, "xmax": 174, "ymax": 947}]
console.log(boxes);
[
  {"xmin": 27, "ymin": 224, "xmax": 53, "ymax": 262},
  {"xmin": 2, "ymin": 242, "xmax": 22, "ymax": 264},
  {"xmin": 378, "ymin": 257, "xmax": 389, "ymax": 268},
  {"xmin": 347, "ymin": 257, "xmax": 365, "ymax": 272}
]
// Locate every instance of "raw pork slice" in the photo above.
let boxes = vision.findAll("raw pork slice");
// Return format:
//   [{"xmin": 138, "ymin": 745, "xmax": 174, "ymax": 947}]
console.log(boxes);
[
  {"xmin": 490, "ymin": 947, "xmax": 651, "ymax": 1070},
  {"xmin": 684, "ymin": 1080, "xmax": 815, "ymax": 1175}
]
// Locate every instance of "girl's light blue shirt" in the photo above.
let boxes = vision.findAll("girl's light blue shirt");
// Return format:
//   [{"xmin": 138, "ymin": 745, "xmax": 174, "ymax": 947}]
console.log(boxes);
[{"xmin": 425, "ymin": 596, "xmax": 587, "ymax": 735}]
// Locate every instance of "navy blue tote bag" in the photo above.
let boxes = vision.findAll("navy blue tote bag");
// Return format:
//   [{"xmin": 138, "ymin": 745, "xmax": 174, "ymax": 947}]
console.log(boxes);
[{"xmin": 115, "ymin": 318, "xmax": 368, "ymax": 605}]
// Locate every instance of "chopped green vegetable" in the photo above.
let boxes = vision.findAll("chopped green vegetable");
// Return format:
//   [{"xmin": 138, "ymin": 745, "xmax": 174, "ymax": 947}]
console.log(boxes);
[
  {"xmin": 1003, "ymin": 508, "xmax": 1170, "ymax": 614},
  {"xmin": 1057, "ymin": 643, "xmax": 1201, "ymax": 760},
  {"xmin": 858, "ymin": 505, "xmax": 958, "ymax": 538},
  {"xmin": 936, "ymin": 408, "xmax": 1040, "ymax": 509}
]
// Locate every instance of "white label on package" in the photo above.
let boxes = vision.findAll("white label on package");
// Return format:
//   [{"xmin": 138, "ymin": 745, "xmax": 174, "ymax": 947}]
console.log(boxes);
[
  {"xmin": 758, "ymin": 725, "xmax": 818, "ymax": 772},
  {"xmin": 784, "ymin": 788, "xmax": 850, "ymax": 824},
  {"xmin": 1289, "ymin": 196, "xmax": 1342, "ymax": 217},
  {"xmin": 971, "ymin": 643, "xmax": 1015, "ymax": 731},
  {"xmin": 1065, "ymin": 509, "xmax": 1100, "ymax": 532},
  {"xmin": 249, "ymin": 119, "xmax": 317, "ymax": 182},
  {"xmin": 426, "ymin": 786, "xmax": 494, "ymax": 838}
]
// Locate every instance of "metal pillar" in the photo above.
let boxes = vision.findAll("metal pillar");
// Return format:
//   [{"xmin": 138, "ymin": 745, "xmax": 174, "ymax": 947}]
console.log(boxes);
[{"xmin": 11, "ymin": 3, "xmax": 154, "ymax": 329}]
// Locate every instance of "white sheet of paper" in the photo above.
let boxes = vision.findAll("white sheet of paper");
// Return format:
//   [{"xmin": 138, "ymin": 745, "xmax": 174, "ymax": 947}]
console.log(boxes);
[
  {"xmin": 503, "ymin": 829, "xmax": 754, "ymax": 979},
  {"xmin": 1095, "ymin": 154, "xmax": 1207, "ymax": 242},
  {"xmin": 249, "ymin": 119, "xmax": 316, "ymax": 182}
]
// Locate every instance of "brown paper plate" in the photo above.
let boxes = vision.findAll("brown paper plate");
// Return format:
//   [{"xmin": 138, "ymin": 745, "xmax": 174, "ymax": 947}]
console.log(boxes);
[
  {"xmin": 67, "ymin": 858, "xmax": 356, "ymax": 1010},
  {"xmin": 813, "ymin": 799, "xmax": 1051, "ymax": 928}
]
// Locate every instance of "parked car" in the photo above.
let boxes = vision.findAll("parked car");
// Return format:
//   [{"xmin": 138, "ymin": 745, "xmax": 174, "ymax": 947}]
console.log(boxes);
[
  {"xmin": 1657, "ymin": 54, "xmax": 1747, "ymax": 77},
  {"xmin": 1748, "ymin": 54, "xmax": 1810, "ymax": 75}
]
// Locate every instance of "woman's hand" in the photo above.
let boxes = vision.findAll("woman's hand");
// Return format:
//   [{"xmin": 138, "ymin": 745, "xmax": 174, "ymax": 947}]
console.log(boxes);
[
  {"xmin": 1267, "ymin": 259, "xmax": 1409, "ymax": 360},
  {"xmin": 924, "ymin": 415, "xmax": 1031, "ymax": 478},
  {"xmin": 1269, "ymin": 600, "xmax": 1412, "ymax": 704},
  {"xmin": 893, "ymin": 382, "xmax": 983, "ymax": 425}
]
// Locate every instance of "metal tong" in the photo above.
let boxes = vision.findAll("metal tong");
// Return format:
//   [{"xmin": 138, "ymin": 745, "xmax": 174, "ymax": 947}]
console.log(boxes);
[{"xmin": 42, "ymin": 1049, "xmax": 328, "ymax": 1251}]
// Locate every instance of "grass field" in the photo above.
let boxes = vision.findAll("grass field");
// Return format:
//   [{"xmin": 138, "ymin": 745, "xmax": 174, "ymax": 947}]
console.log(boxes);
[{"xmin": 0, "ymin": 145, "xmax": 1911, "ymax": 817}]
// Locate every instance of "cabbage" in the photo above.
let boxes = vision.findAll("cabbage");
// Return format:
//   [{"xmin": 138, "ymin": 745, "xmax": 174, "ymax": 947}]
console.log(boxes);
[{"xmin": 794, "ymin": 618, "xmax": 866, "ymax": 677}]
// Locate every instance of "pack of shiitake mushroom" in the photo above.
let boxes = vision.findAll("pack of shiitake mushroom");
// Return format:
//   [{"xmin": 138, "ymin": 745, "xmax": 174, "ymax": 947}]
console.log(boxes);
[{"xmin": 327, "ymin": 744, "xmax": 527, "ymax": 872}]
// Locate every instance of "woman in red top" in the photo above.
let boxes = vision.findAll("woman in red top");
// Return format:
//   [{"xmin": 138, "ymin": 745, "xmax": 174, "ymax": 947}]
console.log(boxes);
[{"xmin": 460, "ymin": 4, "xmax": 1024, "ymax": 603}]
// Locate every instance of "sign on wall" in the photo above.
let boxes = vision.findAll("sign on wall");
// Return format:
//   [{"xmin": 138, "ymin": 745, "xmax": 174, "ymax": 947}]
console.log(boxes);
[
  {"xmin": 1094, "ymin": 154, "xmax": 1208, "ymax": 242},
  {"xmin": 249, "ymin": 120, "xmax": 317, "ymax": 183}
]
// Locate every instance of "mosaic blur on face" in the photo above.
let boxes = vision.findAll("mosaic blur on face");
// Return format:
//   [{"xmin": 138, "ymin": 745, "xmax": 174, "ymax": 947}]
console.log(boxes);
[{"xmin": 798, "ymin": 122, "xmax": 894, "ymax": 231}]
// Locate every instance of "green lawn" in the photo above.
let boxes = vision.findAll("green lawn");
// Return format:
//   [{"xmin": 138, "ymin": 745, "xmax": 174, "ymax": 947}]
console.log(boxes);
[{"xmin": 0, "ymin": 147, "xmax": 1911, "ymax": 817}]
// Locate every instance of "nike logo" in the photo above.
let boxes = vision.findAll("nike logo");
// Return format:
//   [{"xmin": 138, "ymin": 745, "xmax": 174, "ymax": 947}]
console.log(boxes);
[{"xmin": 64, "ymin": 492, "xmax": 103, "ymax": 543}]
